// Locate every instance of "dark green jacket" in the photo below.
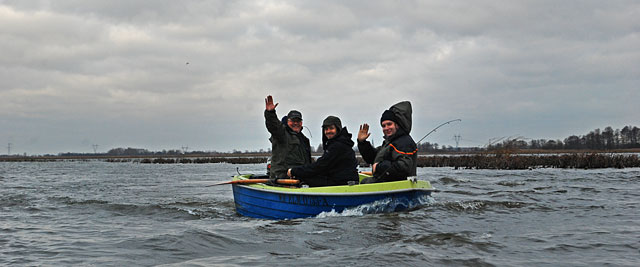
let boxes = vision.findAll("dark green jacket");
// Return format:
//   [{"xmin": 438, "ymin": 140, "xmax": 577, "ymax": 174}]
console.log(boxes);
[
  {"xmin": 265, "ymin": 109, "xmax": 312, "ymax": 178},
  {"xmin": 358, "ymin": 101, "xmax": 418, "ymax": 182}
]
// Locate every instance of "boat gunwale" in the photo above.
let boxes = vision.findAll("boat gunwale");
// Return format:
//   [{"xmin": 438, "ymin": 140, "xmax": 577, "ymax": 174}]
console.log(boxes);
[{"xmin": 232, "ymin": 183, "xmax": 434, "ymax": 197}]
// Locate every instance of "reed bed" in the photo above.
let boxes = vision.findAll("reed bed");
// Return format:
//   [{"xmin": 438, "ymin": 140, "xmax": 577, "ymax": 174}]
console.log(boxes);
[
  {"xmin": 413, "ymin": 153, "xmax": 640, "ymax": 169},
  {"xmin": 4, "ymin": 153, "xmax": 640, "ymax": 169},
  {"xmin": 0, "ymin": 156, "xmax": 268, "ymax": 164}
]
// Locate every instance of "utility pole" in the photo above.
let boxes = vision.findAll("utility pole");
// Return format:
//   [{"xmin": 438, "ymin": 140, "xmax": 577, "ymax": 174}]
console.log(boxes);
[
  {"xmin": 92, "ymin": 144, "xmax": 99, "ymax": 154},
  {"xmin": 7, "ymin": 143, "xmax": 12, "ymax": 155},
  {"xmin": 181, "ymin": 146, "xmax": 189, "ymax": 154},
  {"xmin": 453, "ymin": 134, "xmax": 461, "ymax": 149}
]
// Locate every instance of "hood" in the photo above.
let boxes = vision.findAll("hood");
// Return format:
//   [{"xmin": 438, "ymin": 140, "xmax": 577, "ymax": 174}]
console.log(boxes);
[
  {"xmin": 389, "ymin": 101, "xmax": 412, "ymax": 133},
  {"xmin": 322, "ymin": 115, "xmax": 342, "ymax": 130},
  {"xmin": 323, "ymin": 127, "xmax": 354, "ymax": 149}
]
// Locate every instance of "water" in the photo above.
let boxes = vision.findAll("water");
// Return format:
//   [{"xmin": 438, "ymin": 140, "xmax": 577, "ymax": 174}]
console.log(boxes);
[{"xmin": 1, "ymin": 161, "xmax": 638, "ymax": 266}]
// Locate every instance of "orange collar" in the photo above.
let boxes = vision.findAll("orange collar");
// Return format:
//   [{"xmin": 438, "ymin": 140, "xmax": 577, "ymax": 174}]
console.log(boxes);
[{"xmin": 389, "ymin": 143, "xmax": 418, "ymax": 155}]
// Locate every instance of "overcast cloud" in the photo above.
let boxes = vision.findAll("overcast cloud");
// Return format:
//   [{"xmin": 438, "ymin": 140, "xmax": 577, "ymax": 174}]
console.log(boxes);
[{"xmin": 1, "ymin": 0, "xmax": 639, "ymax": 155}]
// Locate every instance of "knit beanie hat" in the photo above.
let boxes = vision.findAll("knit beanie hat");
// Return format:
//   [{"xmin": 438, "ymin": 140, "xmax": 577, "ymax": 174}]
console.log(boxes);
[{"xmin": 380, "ymin": 109, "xmax": 397, "ymax": 125}]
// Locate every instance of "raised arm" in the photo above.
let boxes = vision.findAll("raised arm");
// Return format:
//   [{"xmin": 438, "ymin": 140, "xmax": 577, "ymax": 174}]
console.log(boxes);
[
  {"xmin": 357, "ymin": 123, "xmax": 376, "ymax": 164},
  {"xmin": 264, "ymin": 95, "xmax": 285, "ymax": 141}
]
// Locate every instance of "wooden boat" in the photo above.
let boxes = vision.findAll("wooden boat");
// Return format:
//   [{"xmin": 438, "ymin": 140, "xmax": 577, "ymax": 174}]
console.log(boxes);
[{"xmin": 231, "ymin": 173, "xmax": 434, "ymax": 219}]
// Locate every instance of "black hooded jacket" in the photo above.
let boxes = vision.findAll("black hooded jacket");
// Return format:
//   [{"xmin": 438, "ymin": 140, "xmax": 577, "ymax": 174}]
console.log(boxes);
[
  {"xmin": 358, "ymin": 101, "xmax": 417, "ymax": 182},
  {"xmin": 291, "ymin": 127, "xmax": 359, "ymax": 185}
]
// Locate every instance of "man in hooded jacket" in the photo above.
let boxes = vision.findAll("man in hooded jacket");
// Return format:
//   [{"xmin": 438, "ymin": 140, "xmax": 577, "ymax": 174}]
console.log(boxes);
[
  {"xmin": 357, "ymin": 101, "xmax": 417, "ymax": 183},
  {"xmin": 264, "ymin": 95, "xmax": 312, "ymax": 179},
  {"xmin": 287, "ymin": 116, "xmax": 359, "ymax": 187}
]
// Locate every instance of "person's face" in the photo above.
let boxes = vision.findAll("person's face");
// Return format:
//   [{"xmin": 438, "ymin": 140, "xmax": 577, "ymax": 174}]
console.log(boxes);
[
  {"xmin": 287, "ymin": 118, "xmax": 303, "ymax": 133},
  {"xmin": 324, "ymin": 125, "xmax": 338, "ymax": 139},
  {"xmin": 381, "ymin": 120, "xmax": 397, "ymax": 137}
]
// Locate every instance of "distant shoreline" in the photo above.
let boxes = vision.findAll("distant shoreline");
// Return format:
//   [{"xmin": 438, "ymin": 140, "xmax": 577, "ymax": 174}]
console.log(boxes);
[
  {"xmin": 2, "ymin": 148, "xmax": 640, "ymax": 160},
  {"xmin": 2, "ymin": 149, "xmax": 640, "ymax": 169}
]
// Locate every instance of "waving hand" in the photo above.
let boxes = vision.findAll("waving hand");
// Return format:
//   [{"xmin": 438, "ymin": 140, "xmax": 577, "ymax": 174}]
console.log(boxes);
[{"xmin": 265, "ymin": 95, "xmax": 279, "ymax": 111}]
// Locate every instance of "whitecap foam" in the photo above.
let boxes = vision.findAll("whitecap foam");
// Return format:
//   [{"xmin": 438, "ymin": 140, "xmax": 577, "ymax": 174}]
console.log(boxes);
[{"xmin": 316, "ymin": 195, "xmax": 435, "ymax": 218}]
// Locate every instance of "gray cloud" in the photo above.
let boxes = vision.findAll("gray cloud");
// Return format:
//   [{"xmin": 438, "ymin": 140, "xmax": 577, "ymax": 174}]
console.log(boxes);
[{"xmin": 1, "ymin": 1, "xmax": 638, "ymax": 154}]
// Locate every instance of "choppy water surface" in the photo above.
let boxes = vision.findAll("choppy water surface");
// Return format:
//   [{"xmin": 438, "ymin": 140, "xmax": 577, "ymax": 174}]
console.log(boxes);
[{"xmin": 1, "ymin": 161, "xmax": 638, "ymax": 266}]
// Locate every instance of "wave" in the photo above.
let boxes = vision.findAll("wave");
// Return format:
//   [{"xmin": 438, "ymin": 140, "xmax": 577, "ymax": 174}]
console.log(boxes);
[
  {"xmin": 442, "ymin": 190, "xmax": 484, "ymax": 196},
  {"xmin": 0, "ymin": 194, "xmax": 35, "ymax": 208},
  {"xmin": 496, "ymin": 180, "xmax": 526, "ymax": 187},
  {"xmin": 115, "ymin": 229, "xmax": 266, "ymax": 266},
  {"xmin": 316, "ymin": 195, "xmax": 435, "ymax": 218},
  {"xmin": 437, "ymin": 177, "xmax": 469, "ymax": 184},
  {"xmin": 315, "ymin": 197, "xmax": 529, "ymax": 217},
  {"xmin": 48, "ymin": 197, "xmax": 237, "ymax": 220},
  {"xmin": 437, "ymin": 199, "xmax": 530, "ymax": 212},
  {"xmin": 409, "ymin": 231, "xmax": 503, "ymax": 252}
]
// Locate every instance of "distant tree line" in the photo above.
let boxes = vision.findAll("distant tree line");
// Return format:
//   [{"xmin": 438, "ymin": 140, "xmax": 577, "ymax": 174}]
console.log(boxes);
[
  {"xmin": 417, "ymin": 142, "xmax": 484, "ymax": 153},
  {"xmin": 52, "ymin": 125, "xmax": 639, "ymax": 157},
  {"xmin": 57, "ymin": 147, "xmax": 274, "ymax": 157},
  {"xmin": 58, "ymin": 148, "xmax": 216, "ymax": 157},
  {"xmin": 413, "ymin": 125, "xmax": 640, "ymax": 153},
  {"xmin": 487, "ymin": 125, "xmax": 640, "ymax": 151}
]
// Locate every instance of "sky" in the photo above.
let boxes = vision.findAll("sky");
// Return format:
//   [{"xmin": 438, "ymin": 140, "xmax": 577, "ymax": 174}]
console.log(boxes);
[{"xmin": 1, "ymin": 1, "xmax": 639, "ymax": 155}]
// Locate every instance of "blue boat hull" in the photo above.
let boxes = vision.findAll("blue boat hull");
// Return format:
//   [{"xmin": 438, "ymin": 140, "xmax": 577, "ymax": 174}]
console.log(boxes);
[{"xmin": 232, "ymin": 178, "xmax": 433, "ymax": 219}]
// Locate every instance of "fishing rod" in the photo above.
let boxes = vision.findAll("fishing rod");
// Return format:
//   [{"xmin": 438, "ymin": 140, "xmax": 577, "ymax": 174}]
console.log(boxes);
[
  {"xmin": 416, "ymin": 119, "xmax": 461, "ymax": 144},
  {"xmin": 304, "ymin": 126, "xmax": 312, "ymax": 138}
]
